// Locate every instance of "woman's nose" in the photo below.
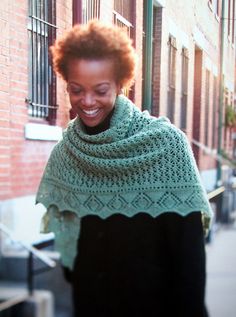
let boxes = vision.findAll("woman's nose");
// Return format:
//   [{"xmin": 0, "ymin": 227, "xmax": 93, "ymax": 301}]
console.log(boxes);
[{"xmin": 82, "ymin": 93, "xmax": 96, "ymax": 107}]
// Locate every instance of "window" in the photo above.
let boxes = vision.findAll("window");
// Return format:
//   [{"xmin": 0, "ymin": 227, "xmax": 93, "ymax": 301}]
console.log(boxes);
[
  {"xmin": 114, "ymin": 0, "xmax": 134, "ymax": 23},
  {"xmin": 167, "ymin": 35, "xmax": 177, "ymax": 123},
  {"xmin": 81, "ymin": 0, "xmax": 100, "ymax": 23},
  {"xmin": 212, "ymin": 76, "xmax": 218, "ymax": 148},
  {"xmin": 205, "ymin": 70, "xmax": 210, "ymax": 146},
  {"xmin": 224, "ymin": 88, "xmax": 229, "ymax": 144},
  {"xmin": 228, "ymin": 0, "xmax": 231, "ymax": 36},
  {"xmin": 209, "ymin": 0, "xmax": 220, "ymax": 16},
  {"xmin": 27, "ymin": 0, "xmax": 57, "ymax": 125},
  {"xmin": 180, "ymin": 48, "xmax": 189, "ymax": 131},
  {"xmin": 113, "ymin": 11, "xmax": 133, "ymax": 37},
  {"xmin": 113, "ymin": 0, "xmax": 134, "ymax": 98},
  {"xmin": 232, "ymin": 0, "xmax": 235, "ymax": 43},
  {"xmin": 113, "ymin": 0, "xmax": 134, "ymax": 39}
]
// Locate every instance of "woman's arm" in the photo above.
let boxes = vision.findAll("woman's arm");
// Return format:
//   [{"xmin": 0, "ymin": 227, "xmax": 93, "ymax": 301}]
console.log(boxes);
[{"xmin": 164, "ymin": 212, "xmax": 208, "ymax": 317}]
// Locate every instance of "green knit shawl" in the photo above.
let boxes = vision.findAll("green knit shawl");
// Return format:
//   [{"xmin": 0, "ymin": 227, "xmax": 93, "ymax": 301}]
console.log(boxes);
[{"xmin": 36, "ymin": 94, "xmax": 213, "ymax": 269}]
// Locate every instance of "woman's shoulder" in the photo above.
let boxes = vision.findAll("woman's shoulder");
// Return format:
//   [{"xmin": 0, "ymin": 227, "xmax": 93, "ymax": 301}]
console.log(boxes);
[{"xmin": 140, "ymin": 111, "xmax": 187, "ymax": 141}]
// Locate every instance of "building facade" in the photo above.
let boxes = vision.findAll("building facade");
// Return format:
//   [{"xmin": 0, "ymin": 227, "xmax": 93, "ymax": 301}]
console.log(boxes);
[
  {"xmin": 1, "ymin": 0, "xmax": 236, "ymax": 315},
  {"xmin": 0, "ymin": 0, "xmax": 143, "ymax": 255},
  {"xmin": 0, "ymin": 0, "xmax": 235, "ymax": 265},
  {"xmin": 146, "ymin": 0, "xmax": 236, "ymax": 192}
]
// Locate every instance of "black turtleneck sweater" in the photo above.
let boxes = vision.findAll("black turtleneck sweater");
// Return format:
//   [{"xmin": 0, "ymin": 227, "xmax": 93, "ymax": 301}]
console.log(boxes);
[{"xmin": 63, "ymin": 111, "xmax": 209, "ymax": 317}]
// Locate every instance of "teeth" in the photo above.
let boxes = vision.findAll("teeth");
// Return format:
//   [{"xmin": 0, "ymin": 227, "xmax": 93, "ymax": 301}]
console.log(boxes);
[{"xmin": 83, "ymin": 109, "xmax": 99, "ymax": 115}]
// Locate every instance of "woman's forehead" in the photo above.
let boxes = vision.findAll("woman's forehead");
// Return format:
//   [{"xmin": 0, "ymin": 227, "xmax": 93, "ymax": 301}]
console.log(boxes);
[{"xmin": 66, "ymin": 58, "xmax": 117, "ymax": 82}]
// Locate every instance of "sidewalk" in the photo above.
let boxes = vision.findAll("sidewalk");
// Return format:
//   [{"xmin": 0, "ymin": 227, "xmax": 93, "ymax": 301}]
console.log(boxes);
[{"xmin": 206, "ymin": 222, "xmax": 236, "ymax": 317}]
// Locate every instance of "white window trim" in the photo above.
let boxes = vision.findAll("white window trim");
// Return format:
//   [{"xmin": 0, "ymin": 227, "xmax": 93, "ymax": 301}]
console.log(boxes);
[{"xmin": 25, "ymin": 123, "xmax": 63, "ymax": 141}]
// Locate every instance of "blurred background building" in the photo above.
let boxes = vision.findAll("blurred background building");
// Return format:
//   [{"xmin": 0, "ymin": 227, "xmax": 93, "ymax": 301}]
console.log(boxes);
[{"xmin": 0, "ymin": 0, "xmax": 236, "ymax": 316}]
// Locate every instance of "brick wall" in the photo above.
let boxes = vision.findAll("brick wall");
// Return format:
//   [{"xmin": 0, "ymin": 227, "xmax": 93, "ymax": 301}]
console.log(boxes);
[
  {"xmin": 152, "ymin": 0, "xmax": 228, "ymax": 177},
  {"xmin": 0, "ymin": 0, "xmax": 72, "ymax": 201},
  {"xmin": 0, "ymin": 0, "xmax": 29, "ymax": 200},
  {"xmin": 0, "ymin": 1, "xmax": 145, "ymax": 201},
  {"xmin": 0, "ymin": 0, "xmax": 11, "ymax": 199},
  {"xmin": 56, "ymin": 0, "xmax": 73, "ymax": 129}
]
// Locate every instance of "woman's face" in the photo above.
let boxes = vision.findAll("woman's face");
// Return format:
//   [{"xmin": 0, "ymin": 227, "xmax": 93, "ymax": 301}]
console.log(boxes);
[{"xmin": 67, "ymin": 58, "xmax": 120, "ymax": 127}]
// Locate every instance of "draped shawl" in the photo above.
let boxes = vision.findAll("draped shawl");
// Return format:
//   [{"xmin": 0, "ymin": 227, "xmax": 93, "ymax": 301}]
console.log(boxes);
[{"xmin": 36, "ymin": 95, "xmax": 213, "ymax": 269}]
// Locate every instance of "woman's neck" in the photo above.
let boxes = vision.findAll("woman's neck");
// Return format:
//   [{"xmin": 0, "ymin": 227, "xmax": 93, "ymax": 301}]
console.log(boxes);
[{"xmin": 83, "ymin": 108, "xmax": 114, "ymax": 135}]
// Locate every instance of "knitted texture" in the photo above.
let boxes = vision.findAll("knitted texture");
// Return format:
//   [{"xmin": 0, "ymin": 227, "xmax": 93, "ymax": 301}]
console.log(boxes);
[{"xmin": 36, "ymin": 94, "xmax": 213, "ymax": 268}]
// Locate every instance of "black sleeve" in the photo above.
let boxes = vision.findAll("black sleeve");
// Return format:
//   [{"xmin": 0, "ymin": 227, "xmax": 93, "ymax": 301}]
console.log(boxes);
[{"xmin": 163, "ymin": 212, "xmax": 208, "ymax": 317}]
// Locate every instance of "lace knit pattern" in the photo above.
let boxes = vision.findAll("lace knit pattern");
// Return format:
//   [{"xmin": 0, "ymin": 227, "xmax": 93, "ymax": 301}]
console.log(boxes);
[{"xmin": 36, "ymin": 95, "xmax": 213, "ymax": 268}]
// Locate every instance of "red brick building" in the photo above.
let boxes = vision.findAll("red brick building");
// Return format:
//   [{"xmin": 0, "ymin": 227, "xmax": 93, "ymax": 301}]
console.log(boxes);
[
  {"xmin": 0, "ymin": 0, "xmax": 143, "ymax": 253},
  {"xmin": 0, "ymin": 0, "xmax": 236, "ymax": 251},
  {"xmin": 148, "ymin": 0, "xmax": 236, "ymax": 193}
]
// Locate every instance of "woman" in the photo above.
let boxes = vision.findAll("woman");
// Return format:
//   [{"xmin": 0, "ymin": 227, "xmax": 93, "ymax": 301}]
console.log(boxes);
[{"xmin": 37, "ymin": 20, "xmax": 212, "ymax": 317}]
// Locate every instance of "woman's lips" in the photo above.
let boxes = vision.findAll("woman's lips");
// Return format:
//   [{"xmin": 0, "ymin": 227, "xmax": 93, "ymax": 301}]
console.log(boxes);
[{"xmin": 82, "ymin": 108, "xmax": 100, "ymax": 116}]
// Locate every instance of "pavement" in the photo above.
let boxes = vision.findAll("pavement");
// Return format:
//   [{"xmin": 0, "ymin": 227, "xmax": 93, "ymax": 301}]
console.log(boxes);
[{"xmin": 206, "ymin": 220, "xmax": 236, "ymax": 317}]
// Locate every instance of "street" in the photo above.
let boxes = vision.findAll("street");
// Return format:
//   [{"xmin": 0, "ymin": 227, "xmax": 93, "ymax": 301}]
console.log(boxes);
[{"xmin": 206, "ymin": 221, "xmax": 236, "ymax": 317}]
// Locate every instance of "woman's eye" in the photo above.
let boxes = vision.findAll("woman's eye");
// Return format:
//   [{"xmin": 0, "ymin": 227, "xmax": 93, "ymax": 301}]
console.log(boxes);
[
  {"xmin": 96, "ymin": 90, "xmax": 107, "ymax": 96},
  {"xmin": 71, "ymin": 89, "xmax": 82, "ymax": 95}
]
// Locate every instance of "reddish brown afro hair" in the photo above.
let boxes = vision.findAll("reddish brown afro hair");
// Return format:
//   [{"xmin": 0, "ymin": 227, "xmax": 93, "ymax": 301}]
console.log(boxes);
[{"xmin": 50, "ymin": 20, "xmax": 138, "ymax": 89}]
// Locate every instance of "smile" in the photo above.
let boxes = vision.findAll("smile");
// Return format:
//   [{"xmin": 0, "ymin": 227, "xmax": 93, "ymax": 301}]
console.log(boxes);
[{"xmin": 82, "ymin": 109, "xmax": 100, "ymax": 116}]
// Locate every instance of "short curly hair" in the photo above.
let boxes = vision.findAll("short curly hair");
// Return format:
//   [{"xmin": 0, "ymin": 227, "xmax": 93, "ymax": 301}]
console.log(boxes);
[{"xmin": 50, "ymin": 20, "xmax": 137, "ymax": 89}]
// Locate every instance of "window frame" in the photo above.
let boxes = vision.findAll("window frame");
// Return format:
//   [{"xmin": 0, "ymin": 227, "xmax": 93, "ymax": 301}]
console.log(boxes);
[
  {"xmin": 167, "ymin": 35, "xmax": 177, "ymax": 123},
  {"xmin": 204, "ymin": 69, "xmax": 210, "ymax": 146},
  {"xmin": 212, "ymin": 76, "xmax": 218, "ymax": 149},
  {"xmin": 113, "ymin": 0, "xmax": 135, "ymax": 99},
  {"xmin": 180, "ymin": 47, "xmax": 189, "ymax": 131},
  {"xmin": 81, "ymin": 0, "xmax": 100, "ymax": 24},
  {"xmin": 27, "ymin": 0, "xmax": 58, "ymax": 125}
]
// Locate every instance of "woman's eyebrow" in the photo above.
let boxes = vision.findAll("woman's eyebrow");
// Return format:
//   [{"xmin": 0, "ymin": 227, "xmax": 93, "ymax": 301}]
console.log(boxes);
[
  {"xmin": 95, "ymin": 82, "xmax": 110, "ymax": 88},
  {"xmin": 68, "ymin": 82, "xmax": 82, "ymax": 87}
]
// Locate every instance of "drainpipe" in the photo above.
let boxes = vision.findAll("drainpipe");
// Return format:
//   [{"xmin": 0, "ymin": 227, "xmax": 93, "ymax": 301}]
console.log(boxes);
[
  {"xmin": 217, "ymin": 0, "xmax": 225, "ymax": 185},
  {"xmin": 143, "ymin": 0, "xmax": 153, "ymax": 112}
]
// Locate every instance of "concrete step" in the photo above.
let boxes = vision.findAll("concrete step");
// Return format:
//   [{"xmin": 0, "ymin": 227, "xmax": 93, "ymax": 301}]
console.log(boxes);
[
  {"xmin": 0, "ymin": 283, "xmax": 54, "ymax": 316},
  {"xmin": 0, "ymin": 282, "xmax": 29, "ymax": 312}
]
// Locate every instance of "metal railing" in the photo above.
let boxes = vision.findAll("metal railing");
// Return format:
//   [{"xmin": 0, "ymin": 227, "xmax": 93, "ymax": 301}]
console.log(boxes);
[{"xmin": 0, "ymin": 222, "xmax": 56, "ymax": 312}]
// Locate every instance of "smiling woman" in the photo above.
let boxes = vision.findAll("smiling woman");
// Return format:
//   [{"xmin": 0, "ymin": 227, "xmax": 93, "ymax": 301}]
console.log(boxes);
[
  {"xmin": 37, "ymin": 20, "xmax": 212, "ymax": 317},
  {"xmin": 66, "ymin": 59, "xmax": 120, "ymax": 128}
]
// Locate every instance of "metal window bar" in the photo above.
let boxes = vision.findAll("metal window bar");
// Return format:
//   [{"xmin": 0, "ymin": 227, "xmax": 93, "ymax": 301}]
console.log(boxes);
[
  {"xmin": 82, "ymin": 0, "xmax": 100, "ymax": 24},
  {"xmin": 27, "ymin": 0, "xmax": 58, "ymax": 124},
  {"xmin": 113, "ymin": 11, "xmax": 132, "ymax": 36}
]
